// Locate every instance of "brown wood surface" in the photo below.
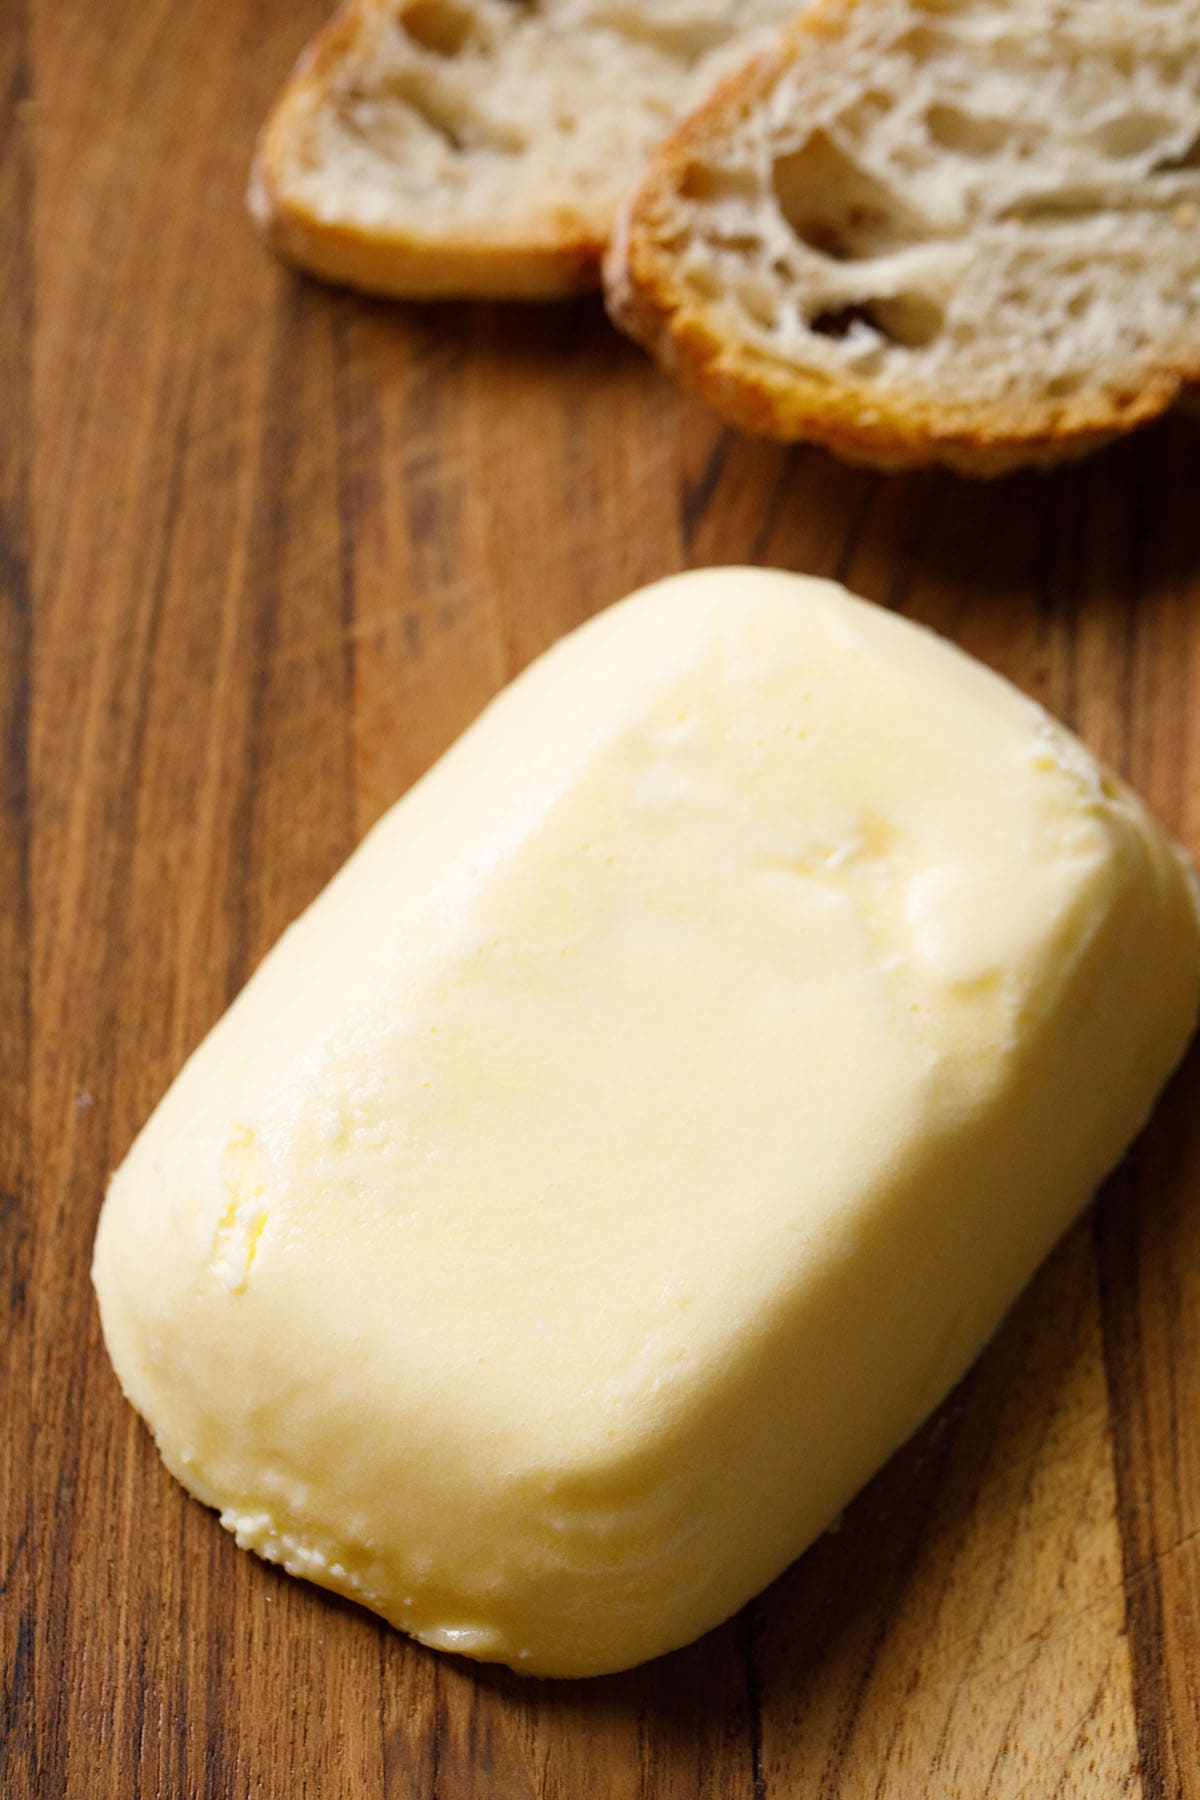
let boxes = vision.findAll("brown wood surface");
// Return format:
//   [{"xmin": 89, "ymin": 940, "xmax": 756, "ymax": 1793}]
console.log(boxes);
[{"xmin": 5, "ymin": 2, "xmax": 1200, "ymax": 1794}]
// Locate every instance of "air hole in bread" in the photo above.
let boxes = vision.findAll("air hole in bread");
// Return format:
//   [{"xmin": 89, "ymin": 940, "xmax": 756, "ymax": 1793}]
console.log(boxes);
[
  {"xmin": 1093, "ymin": 110, "xmax": 1178, "ymax": 159},
  {"xmin": 738, "ymin": 280, "xmax": 780, "ymax": 329},
  {"xmin": 925, "ymin": 104, "xmax": 1010, "ymax": 157},
  {"xmin": 809, "ymin": 292, "xmax": 943, "ymax": 350},
  {"xmin": 773, "ymin": 132, "xmax": 924, "ymax": 260},
  {"xmin": 1043, "ymin": 369, "xmax": 1087, "ymax": 398},
  {"xmin": 380, "ymin": 66, "xmax": 530, "ymax": 154},
  {"xmin": 680, "ymin": 162, "xmax": 759, "ymax": 203},
  {"xmin": 896, "ymin": 26, "xmax": 957, "ymax": 66},
  {"xmin": 837, "ymin": 90, "xmax": 895, "ymax": 135},
  {"xmin": 868, "ymin": 292, "xmax": 944, "ymax": 348},
  {"xmin": 383, "ymin": 72, "xmax": 467, "ymax": 148},
  {"xmin": 809, "ymin": 304, "xmax": 877, "ymax": 340},
  {"xmin": 1154, "ymin": 132, "xmax": 1200, "ymax": 172},
  {"xmin": 402, "ymin": 0, "xmax": 475, "ymax": 57},
  {"xmin": 714, "ymin": 234, "xmax": 768, "ymax": 255},
  {"xmin": 685, "ymin": 266, "xmax": 723, "ymax": 300},
  {"xmin": 1004, "ymin": 187, "xmax": 1105, "ymax": 222}
]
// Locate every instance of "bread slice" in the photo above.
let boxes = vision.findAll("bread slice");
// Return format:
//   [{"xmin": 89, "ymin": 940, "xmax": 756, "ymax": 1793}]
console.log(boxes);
[
  {"xmin": 605, "ymin": 0, "xmax": 1200, "ymax": 472},
  {"xmin": 249, "ymin": 0, "xmax": 797, "ymax": 301}
]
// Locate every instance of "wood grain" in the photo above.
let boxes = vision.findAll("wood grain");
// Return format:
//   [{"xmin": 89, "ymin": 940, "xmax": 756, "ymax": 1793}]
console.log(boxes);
[
  {"xmin": 5, "ymin": 1, "xmax": 1200, "ymax": 1793},
  {"xmin": 1, "ymin": 6, "xmax": 34, "ymax": 1795}
]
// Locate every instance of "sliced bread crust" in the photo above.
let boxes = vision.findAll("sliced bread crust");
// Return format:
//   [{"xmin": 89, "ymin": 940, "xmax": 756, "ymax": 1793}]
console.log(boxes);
[
  {"xmin": 250, "ymin": 0, "xmax": 796, "ymax": 302},
  {"xmin": 605, "ymin": 0, "xmax": 1200, "ymax": 473}
]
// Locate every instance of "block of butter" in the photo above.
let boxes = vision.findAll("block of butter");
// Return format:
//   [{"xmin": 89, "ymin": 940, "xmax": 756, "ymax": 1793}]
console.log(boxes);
[{"xmin": 93, "ymin": 568, "xmax": 1200, "ymax": 1677}]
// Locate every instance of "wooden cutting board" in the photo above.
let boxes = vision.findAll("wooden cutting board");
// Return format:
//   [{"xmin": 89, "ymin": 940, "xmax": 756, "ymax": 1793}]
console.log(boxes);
[{"xmin": 5, "ymin": 1, "xmax": 1200, "ymax": 1794}]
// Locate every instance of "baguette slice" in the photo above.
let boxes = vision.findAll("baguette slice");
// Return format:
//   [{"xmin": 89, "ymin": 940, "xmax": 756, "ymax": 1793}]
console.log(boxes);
[
  {"xmin": 605, "ymin": 0, "xmax": 1200, "ymax": 472},
  {"xmin": 249, "ymin": 0, "xmax": 797, "ymax": 300}
]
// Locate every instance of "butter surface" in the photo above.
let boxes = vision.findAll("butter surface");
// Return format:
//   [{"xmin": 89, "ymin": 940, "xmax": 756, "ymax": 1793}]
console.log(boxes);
[{"xmin": 93, "ymin": 569, "xmax": 1200, "ymax": 1676}]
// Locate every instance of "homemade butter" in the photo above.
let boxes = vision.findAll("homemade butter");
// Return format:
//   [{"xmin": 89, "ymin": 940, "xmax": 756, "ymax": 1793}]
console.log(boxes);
[{"xmin": 93, "ymin": 569, "xmax": 1200, "ymax": 1676}]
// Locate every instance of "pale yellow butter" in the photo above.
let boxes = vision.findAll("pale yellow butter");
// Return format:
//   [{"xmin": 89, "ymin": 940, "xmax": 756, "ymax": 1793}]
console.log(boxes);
[{"xmin": 93, "ymin": 569, "xmax": 1200, "ymax": 1677}]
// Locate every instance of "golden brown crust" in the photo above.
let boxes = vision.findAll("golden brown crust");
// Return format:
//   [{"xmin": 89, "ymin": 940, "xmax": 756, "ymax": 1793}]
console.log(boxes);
[
  {"xmin": 250, "ymin": 168, "xmax": 603, "ymax": 302},
  {"xmin": 604, "ymin": 0, "xmax": 1200, "ymax": 475},
  {"xmin": 248, "ymin": 0, "xmax": 603, "ymax": 302}
]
